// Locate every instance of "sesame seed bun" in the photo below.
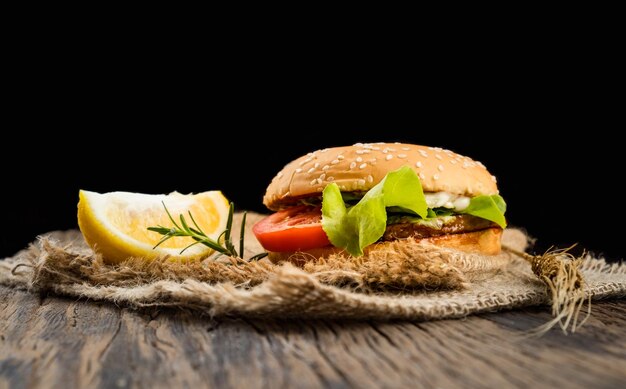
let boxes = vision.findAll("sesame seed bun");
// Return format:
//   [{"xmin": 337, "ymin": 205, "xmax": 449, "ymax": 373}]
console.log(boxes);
[{"xmin": 264, "ymin": 142, "xmax": 499, "ymax": 210}]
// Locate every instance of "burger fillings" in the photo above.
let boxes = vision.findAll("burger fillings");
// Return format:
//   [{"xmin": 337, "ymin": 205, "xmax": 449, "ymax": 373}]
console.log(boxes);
[{"xmin": 252, "ymin": 143, "xmax": 506, "ymax": 262}]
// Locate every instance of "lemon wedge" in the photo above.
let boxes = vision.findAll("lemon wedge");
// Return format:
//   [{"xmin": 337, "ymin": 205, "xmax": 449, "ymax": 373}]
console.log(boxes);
[{"xmin": 77, "ymin": 190, "xmax": 230, "ymax": 263}]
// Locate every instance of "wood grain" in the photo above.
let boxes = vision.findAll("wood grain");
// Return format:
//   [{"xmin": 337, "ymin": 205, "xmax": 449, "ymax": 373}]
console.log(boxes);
[{"xmin": 1, "ymin": 286, "xmax": 625, "ymax": 389}]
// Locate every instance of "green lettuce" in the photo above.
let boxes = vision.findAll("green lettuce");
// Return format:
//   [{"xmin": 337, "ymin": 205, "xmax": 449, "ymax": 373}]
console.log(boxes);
[
  {"xmin": 461, "ymin": 194, "xmax": 507, "ymax": 228},
  {"xmin": 321, "ymin": 166, "xmax": 508, "ymax": 256},
  {"xmin": 322, "ymin": 166, "xmax": 428, "ymax": 256}
]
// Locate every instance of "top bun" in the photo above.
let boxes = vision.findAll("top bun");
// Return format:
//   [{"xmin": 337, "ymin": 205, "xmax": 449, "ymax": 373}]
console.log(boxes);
[{"xmin": 264, "ymin": 142, "xmax": 499, "ymax": 210}]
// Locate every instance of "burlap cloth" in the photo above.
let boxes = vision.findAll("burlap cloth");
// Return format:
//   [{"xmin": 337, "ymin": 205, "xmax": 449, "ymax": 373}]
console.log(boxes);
[{"xmin": 1, "ymin": 213, "xmax": 625, "ymax": 322}]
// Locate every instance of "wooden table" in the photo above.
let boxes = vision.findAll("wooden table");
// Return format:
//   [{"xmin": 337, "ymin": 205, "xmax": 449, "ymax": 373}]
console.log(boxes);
[{"xmin": 1, "ymin": 285, "xmax": 625, "ymax": 388}]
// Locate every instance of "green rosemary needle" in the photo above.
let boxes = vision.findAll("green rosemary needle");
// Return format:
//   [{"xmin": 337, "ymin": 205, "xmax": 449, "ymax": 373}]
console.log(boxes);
[{"xmin": 147, "ymin": 201, "xmax": 267, "ymax": 261}]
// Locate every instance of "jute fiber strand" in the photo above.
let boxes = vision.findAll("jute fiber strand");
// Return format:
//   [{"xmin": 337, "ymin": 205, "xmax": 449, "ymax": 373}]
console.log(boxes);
[{"xmin": 1, "ymin": 213, "xmax": 625, "ymax": 330}]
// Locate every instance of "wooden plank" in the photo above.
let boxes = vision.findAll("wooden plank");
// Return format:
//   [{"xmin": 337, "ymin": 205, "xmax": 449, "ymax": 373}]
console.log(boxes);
[{"xmin": 1, "ymin": 286, "xmax": 626, "ymax": 388}]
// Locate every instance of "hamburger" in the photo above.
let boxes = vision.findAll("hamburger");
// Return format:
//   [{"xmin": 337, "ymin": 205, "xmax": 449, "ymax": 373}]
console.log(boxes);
[{"xmin": 252, "ymin": 143, "xmax": 506, "ymax": 263}]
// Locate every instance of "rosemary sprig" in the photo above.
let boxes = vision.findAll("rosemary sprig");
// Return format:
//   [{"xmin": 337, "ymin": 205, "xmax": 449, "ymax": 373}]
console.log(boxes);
[{"xmin": 147, "ymin": 201, "xmax": 267, "ymax": 261}]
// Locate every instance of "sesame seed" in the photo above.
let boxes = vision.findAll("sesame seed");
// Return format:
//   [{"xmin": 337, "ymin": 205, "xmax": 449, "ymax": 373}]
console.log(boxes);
[
  {"xmin": 350, "ymin": 162, "xmax": 357, "ymax": 169},
  {"xmin": 359, "ymin": 163, "xmax": 368, "ymax": 169},
  {"xmin": 370, "ymin": 158, "xmax": 377, "ymax": 162},
  {"xmin": 372, "ymin": 146, "xmax": 380, "ymax": 150},
  {"xmin": 356, "ymin": 150, "xmax": 365, "ymax": 155},
  {"xmin": 415, "ymin": 161, "xmax": 422, "ymax": 168},
  {"xmin": 386, "ymin": 154, "xmax": 393, "ymax": 161},
  {"xmin": 307, "ymin": 167, "xmax": 316, "ymax": 174},
  {"xmin": 419, "ymin": 150, "xmax": 428, "ymax": 158},
  {"xmin": 428, "ymin": 147, "xmax": 434, "ymax": 150},
  {"xmin": 310, "ymin": 179, "xmax": 317, "ymax": 186},
  {"xmin": 397, "ymin": 154, "xmax": 407, "ymax": 159},
  {"xmin": 401, "ymin": 147, "xmax": 410, "ymax": 151},
  {"xmin": 331, "ymin": 159, "xmax": 340, "ymax": 165},
  {"xmin": 322, "ymin": 165, "xmax": 330, "ymax": 171},
  {"xmin": 433, "ymin": 174, "xmax": 440, "ymax": 180},
  {"xmin": 337, "ymin": 155, "xmax": 345, "ymax": 160},
  {"xmin": 476, "ymin": 161, "xmax": 485, "ymax": 168},
  {"xmin": 419, "ymin": 173, "xmax": 425, "ymax": 180},
  {"xmin": 314, "ymin": 162, "xmax": 320, "ymax": 168},
  {"xmin": 354, "ymin": 142, "xmax": 363, "ymax": 146},
  {"xmin": 367, "ymin": 175, "xmax": 374, "ymax": 183},
  {"xmin": 435, "ymin": 154, "xmax": 442, "ymax": 160},
  {"xmin": 450, "ymin": 159, "xmax": 457, "ymax": 164},
  {"xmin": 320, "ymin": 148, "xmax": 329, "ymax": 153},
  {"xmin": 327, "ymin": 176, "xmax": 335, "ymax": 181},
  {"xmin": 277, "ymin": 172, "xmax": 284, "ymax": 179},
  {"xmin": 438, "ymin": 164, "xmax": 444, "ymax": 171},
  {"xmin": 491, "ymin": 175, "xmax": 497, "ymax": 182},
  {"xmin": 362, "ymin": 149, "xmax": 371, "ymax": 153},
  {"xmin": 388, "ymin": 147, "xmax": 396, "ymax": 151},
  {"xmin": 319, "ymin": 173, "xmax": 326, "ymax": 180},
  {"xmin": 357, "ymin": 179, "xmax": 366, "ymax": 186},
  {"xmin": 356, "ymin": 156, "xmax": 363, "ymax": 163},
  {"xmin": 382, "ymin": 148, "xmax": 389, "ymax": 153},
  {"xmin": 295, "ymin": 168, "xmax": 302, "ymax": 173},
  {"xmin": 307, "ymin": 152, "xmax": 314, "ymax": 157}
]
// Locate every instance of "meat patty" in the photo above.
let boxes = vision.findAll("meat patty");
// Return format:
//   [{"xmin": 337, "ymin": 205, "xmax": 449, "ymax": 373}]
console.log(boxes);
[{"xmin": 382, "ymin": 214, "xmax": 499, "ymax": 241}]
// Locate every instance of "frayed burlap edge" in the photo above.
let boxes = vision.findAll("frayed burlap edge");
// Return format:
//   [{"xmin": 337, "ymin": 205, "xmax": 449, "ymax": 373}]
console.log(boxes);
[{"xmin": 1, "ymin": 221, "xmax": 625, "ymax": 322}]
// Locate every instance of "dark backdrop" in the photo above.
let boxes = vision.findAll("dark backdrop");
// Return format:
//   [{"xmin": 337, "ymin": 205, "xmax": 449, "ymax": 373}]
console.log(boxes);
[
  {"xmin": 2, "ymin": 108, "xmax": 622, "ymax": 261},
  {"xmin": 2, "ymin": 12, "xmax": 623, "ymax": 261}
]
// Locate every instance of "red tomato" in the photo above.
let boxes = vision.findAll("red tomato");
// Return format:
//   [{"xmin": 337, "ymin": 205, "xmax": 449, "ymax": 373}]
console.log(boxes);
[{"xmin": 252, "ymin": 206, "xmax": 331, "ymax": 252}]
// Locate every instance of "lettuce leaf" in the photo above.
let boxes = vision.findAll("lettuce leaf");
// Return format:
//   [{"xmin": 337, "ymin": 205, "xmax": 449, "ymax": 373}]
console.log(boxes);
[
  {"xmin": 322, "ymin": 166, "xmax": 428, "ymax": 256},
  {"xmin": 461, "ymin": 194, "xmax": 507, "ymax": 228},
  {"xmin": 321, "ymin": 166, "xmax": 507, "ymax": 256}
]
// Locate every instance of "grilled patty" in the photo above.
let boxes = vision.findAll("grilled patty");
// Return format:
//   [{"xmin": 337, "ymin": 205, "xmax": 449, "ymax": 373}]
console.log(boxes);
[{"xmin": 382, "ymin": 214, "xmax": 499, "ymax": 241}]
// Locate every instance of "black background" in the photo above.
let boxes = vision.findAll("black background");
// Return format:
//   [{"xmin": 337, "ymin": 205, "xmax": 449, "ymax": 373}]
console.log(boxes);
[
  {"xmin": 1, "ymin": 3, "xmax": 622, "ymax": 262},
  {"xmin": 1, "ymin": 42, "xmax": 622, "ymax": 261}
]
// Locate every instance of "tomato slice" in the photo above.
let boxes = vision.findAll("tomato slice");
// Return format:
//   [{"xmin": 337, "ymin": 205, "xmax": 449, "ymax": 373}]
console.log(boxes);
[{"xmin": 252, "ymin": 206, "xmax": 331, "ymax": 252}]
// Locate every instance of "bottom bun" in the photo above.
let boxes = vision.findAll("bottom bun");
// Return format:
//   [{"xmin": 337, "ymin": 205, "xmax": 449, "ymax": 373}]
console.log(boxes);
[{"xmin": 267, "ymin": 228, "xmax": 503, "ymax": 265}]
